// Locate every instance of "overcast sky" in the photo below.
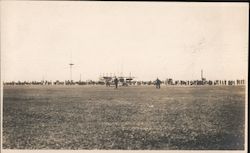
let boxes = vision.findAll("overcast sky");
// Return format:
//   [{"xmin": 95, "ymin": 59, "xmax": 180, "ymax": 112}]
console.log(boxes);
[{"xmin": 1, "ymin": 2, "xmax": 248, "ymax": 81}]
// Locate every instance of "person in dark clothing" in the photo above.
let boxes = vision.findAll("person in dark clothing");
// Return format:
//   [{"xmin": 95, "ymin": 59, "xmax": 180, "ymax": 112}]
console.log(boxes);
[
  {"xmin": 106, "ymin": 81, "xmax": 110, "ymax": 87},
  {"xmin": 156, "ymin": 78, "xmax": 161, "ymax": 89},
  {"xmin": 114, "ymin": 77, "xmax": 118, "ymax": 89}
]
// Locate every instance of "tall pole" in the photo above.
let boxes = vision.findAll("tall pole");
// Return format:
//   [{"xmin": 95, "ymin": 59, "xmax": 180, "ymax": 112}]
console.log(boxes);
[
  {"xmin": 201, "ymin": 69, "xmax": 203, "ymax": 80},
  {"xmin": 69, "ymin": 51, "xmax": 74, "ymax": 84},
  {"xmin": 69, "ymin": 63, "xmax": 74, "ymax": 82}
]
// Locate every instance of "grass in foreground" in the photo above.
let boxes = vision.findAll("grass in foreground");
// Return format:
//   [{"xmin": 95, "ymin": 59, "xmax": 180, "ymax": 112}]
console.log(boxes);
[{"xmin": 3, "ymin": 85, "xmax": 245, "ymax": 149}]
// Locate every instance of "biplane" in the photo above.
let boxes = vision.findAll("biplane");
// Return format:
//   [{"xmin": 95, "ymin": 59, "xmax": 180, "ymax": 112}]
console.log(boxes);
[{"xmin": 99, "ymin": 73, "xmax": 135, "ymax": 87}]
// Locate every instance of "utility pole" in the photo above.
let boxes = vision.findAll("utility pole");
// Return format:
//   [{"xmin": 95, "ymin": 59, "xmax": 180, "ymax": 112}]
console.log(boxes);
[
  {"xmin": 69, "ymin": 63, "xmax": 74, "ymax": 83},
  {"xmin": 201, "ymin": 69, "xmax": 203, "ymax": 80},
  {"xmin": 69, "ymin": 51, "xmax": 74, "ymax": 84}
]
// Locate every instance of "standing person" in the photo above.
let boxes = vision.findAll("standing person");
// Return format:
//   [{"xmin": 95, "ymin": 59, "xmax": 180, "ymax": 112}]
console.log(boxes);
[
  {"xmin": 114, "ymin": 77, "xmax": 118, "ymax": 89},
  {"xmin": 106, "ymin": 80, "xmax": 110, "ymax": 87},
  {"xmin": 156, "ymin": 78, "xmax": 161, "ymax": 89}
]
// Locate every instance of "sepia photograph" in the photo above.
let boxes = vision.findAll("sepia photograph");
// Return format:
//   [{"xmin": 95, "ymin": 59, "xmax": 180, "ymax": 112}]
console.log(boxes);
[{"xmin": 0, "ymin": 1, "xmax": 248, "ymax": 153}]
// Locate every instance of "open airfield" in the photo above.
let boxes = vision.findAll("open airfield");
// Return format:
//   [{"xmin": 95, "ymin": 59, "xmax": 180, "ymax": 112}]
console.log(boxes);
[{"xmin": 3, "ymin": 85, "xmax": 245, "ymax": 150}]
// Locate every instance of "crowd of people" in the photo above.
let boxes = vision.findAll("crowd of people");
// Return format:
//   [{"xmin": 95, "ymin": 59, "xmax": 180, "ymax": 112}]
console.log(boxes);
[{"xmin": 3, "ymin": 78, "xmax": 246, "ymax": 89}]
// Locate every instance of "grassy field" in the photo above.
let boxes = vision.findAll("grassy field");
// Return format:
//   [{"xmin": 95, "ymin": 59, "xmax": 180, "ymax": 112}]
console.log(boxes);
[{"xmin": 3, "ymin": 85, "xmax": 245, "ymax": 150}]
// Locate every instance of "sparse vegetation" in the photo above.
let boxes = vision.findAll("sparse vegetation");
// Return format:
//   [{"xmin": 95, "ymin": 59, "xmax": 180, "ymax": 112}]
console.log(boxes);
[{"xmin": 3, "ymin": 85, "xmax": 245, "ymax": 150}]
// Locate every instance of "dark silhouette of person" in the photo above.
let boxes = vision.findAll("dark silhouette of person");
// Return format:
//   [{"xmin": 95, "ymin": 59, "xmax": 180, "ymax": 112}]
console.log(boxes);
[
  {"xmin": 106, "ymin": 81, "xmax": 110, "ymax": 87},
  {"xmin": 114, "ymin": 77, "xmax": 118, "ymax": 89},
  {"xmin": 156, "ymin": 78, "xmax": 161, "ymax": 89}
]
